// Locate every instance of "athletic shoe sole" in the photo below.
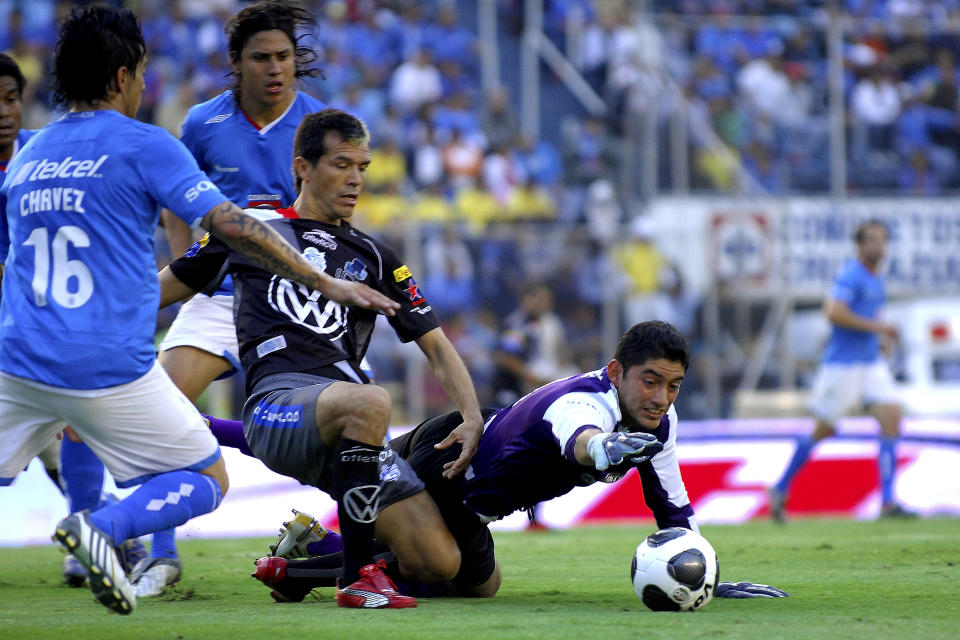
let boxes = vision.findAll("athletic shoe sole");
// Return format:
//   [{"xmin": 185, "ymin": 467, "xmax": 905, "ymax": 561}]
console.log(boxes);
[{"xmin": 52, "ymin": 512, "xmax": 136, "ymax": 615}]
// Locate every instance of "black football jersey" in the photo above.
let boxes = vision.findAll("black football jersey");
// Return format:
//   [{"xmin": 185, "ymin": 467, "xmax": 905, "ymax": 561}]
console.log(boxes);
[{"xmin": 168, "ymin": 217, "xmax": 440, "ymax": 392}]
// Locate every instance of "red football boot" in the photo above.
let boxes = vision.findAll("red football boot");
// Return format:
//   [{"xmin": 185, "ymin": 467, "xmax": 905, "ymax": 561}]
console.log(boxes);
[
  {"xmin": 336, "ymin": 559, "xmax": 417, "ymax": 609},
  {"xmin": 252, "ymin": 556, "xmax": 314, "ymax": 603}
]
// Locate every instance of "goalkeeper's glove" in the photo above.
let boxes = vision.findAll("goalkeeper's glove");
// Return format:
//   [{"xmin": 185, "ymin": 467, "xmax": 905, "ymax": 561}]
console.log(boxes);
[
  {"xmin": 715, "ymin": 581, "xmax": 789, "ymax": 598},
  {"xmin": 587, "ymin": 431, "xmax": 663, "ymax": 471}
]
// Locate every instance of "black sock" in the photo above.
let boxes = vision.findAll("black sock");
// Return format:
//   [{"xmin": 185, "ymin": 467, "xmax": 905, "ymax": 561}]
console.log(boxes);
[{"xmin": 332, "ymin": 437, "xmax": 384, "ymax": 585}]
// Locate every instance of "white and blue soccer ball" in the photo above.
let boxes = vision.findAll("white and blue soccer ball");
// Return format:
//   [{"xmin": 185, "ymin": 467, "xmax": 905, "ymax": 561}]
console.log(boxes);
[{"xmin": 630, "ymin": 527, "xmax": 719, "ymax": 611}]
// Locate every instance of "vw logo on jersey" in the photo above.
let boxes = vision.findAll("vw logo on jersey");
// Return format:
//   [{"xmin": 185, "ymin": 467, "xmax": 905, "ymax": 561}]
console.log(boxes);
[
  {"xmin": 302, "ymin": 230, "xmax": 338, "ymax": 250},
  {"xmin": 267, "ymin": 275, "xmax": 349, "ymax": 339}
]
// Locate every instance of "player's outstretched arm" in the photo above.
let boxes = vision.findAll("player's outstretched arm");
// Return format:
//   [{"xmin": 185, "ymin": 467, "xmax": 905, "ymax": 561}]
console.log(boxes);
[
  {"xmin": 158, "ymin": 265, "xmax": 198, "ymax": 308},
  {"xmin": 201, "ymin": 202, "xmax": 399, "ymax": 316},
  {"xmin": 415, "ymin": 327, "xmax": 484, "ymax": 478},
  {"xmin": 576, "ymin": 429, "xmax": 664, "ymax": 470}
]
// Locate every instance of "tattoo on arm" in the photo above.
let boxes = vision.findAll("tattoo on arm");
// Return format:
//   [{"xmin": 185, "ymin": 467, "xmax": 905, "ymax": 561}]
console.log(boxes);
[{"xmin": 204, "ymin": 203, "xmax": 327, "ymax": 290}]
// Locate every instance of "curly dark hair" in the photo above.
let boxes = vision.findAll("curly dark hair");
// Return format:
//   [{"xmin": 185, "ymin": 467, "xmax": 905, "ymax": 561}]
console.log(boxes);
[
  {"xmin": 225, "ymin": 0, "xmax": 319, "ymax": 106},
  {"xmin": 52, "ymin": 5, "xmax": 145, "ymax": 108}
]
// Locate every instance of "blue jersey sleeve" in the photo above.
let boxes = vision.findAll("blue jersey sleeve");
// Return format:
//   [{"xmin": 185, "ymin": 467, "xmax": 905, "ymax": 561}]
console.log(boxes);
[
  {"xmin": 0, "ymin": 192, "xmax": 8, "ymax": 263},
  {"xmin": 137, "ymin": 127, "xmax": 228, "ymax": 228},
  {"xmin": 828, "ymin": 262, "xmax": 858, "ymax": 305}
]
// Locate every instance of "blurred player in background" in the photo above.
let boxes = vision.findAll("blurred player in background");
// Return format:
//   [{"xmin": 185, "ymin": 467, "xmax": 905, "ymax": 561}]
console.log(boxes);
[
  {"xmin": 491, "ymin": 280, "xmax": 577, "ymax": 530},
  {"xmin": 0, "ymin": 6, "xmax": 396, "ymax": 615},
  {"xmin": 769, "ymin": 219, "xmax": 916, "ymax": 521},
  {"xmin": 159, "ymin": 108, "xmax": 483, "ymax": 608}
]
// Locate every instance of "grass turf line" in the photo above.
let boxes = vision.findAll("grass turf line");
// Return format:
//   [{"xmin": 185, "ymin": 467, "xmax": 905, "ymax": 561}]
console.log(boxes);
[{"xmin": 0, "ymin": 518, "xmax": 957, "ymax": 640}]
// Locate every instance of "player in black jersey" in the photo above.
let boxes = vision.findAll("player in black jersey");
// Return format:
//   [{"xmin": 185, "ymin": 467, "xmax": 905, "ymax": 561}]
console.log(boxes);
[{"xmin": 159, "ymin": 109, "xmax": 484, "ymax": 608}]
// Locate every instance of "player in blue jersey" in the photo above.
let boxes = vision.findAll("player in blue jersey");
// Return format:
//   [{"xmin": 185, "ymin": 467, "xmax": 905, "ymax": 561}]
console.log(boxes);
[
  {"xmin": 0, "ymin": 50, "xmax": 144, "ymax": 588},
  {"xmin": 769, "ymin": 219, "xmax": 915, "ymax": 522},
  {"xmin": 250, "ymin": 320, "xmax": 787, "ymax": 601},
  {"xmin": 137, "ymin": 0, "xmax": 330, "ymax": 596},
  {"xmin": 0, "ymin": 6, "xmax": 398, "ymax": 616},
  {"xmin": 159, "ymin": 0, "xmax": 328, "ymax": 400},
  {"xmin": 159, "ymin": 108, "xmax": 484, "ymax": 608}
]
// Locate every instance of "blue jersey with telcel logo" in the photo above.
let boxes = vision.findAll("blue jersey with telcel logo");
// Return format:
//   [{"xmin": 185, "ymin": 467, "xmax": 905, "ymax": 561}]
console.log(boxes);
[
  {"xmin": 0, "ymin": 110, "xmax": 229, "ymax": 389},
  {"xmin": 180, "ymin": 89, "xmax": 325, "ymax": 296},
  {"xmin": 822, "ymin": 258, "xmax": 886, "ymax": 364}
]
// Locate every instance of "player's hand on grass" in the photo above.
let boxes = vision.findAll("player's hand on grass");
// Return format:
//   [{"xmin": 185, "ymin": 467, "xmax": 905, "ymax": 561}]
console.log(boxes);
[
  {"xmin": 321, "ymin": 279, "xmax": 400, "ymax": 316},
  {"xmin": 435, "ymin": 413, "xmax": 484, "ymax": 479},
  {"xmin": 715, "ymin": 581, "xmax": 789, "ymax": 598},
  {"xmin": 588, "ymin": 432, "xmax": 663, "ymax": 471}
]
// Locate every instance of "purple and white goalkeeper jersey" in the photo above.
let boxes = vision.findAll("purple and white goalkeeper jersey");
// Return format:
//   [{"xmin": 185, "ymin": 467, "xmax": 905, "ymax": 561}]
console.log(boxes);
[{"xmin": 463, "ymin": 367, "xmax": 696, "ymax": 530}]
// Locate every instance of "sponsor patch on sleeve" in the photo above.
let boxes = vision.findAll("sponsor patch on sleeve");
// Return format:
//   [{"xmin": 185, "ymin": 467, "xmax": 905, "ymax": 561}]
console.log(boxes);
[{"xmin": 393, "ymin": 265, "xmax": 412, "ymax": 282}]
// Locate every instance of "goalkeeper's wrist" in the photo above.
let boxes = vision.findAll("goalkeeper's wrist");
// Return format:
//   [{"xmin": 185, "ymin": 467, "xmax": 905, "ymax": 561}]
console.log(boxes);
[{"xmin": 586, "ymin": 432, "xmax": 610, "ymax": 470}]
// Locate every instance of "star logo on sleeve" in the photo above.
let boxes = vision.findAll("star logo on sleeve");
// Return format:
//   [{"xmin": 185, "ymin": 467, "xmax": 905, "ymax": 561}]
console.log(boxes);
[{"xmin": 403, "ymin": 278, "xmax": 426, "ymax": 306}]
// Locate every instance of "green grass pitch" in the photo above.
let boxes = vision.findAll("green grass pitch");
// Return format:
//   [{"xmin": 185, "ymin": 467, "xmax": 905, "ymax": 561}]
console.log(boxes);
[{"xmin": 1, "ymin": 517, "xmax": 957, "ymax": 640}]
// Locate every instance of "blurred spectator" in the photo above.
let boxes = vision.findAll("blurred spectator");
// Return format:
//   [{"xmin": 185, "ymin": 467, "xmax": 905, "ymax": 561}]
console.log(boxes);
[
  {"xmin": 411, "ymin": 183, "xmax": 457, "ymax": 225},
  {"xmin": 442, "ymin": 127, "xmax": 485, "ymax": 191},
  {"xmin": 389, "ymin": 48, "xmax": 442, "ymax": 115},
  {"xmin": 737, "ymin": 54, "xmax": 791, "ymax": 120},
  {"xmin": 850, "ymin": 65, "xmax": 902, "ymax": 163},
  {"xmin": 507, "ymin": 178, "xmax": 557, "ymax": 221},
  {"xmin": 365, "ymin": 135, "xmax": 407, "ymax": 192},
  {"xmin": 354, "ymin": 183, "xmax": 408, "ymax": 230},
  {"xmin": 421, "ymin": 226, "xmax": 477, "ymax": 319},
  {"xmin": 455, "ymin": 176, "xmax": 504, "ymax": 233},
  {"xmin": 898, "ymin": 148, "xmax": 940, "ymax": 195},
  {"xmin": 481, "ymin": 85, "xmax": 518, "ymax": 150},
  {"xmin": 483, "ymin": 139, "xmax": 523, "ymax": 204},
  {"xmin": 412, "ymin": 121, "xmax": 446, "ymax": 189},
  {"xmin": 613, "ymin": 216, "xmax": 667, "ymax": 328},
  {"xmin": 491, "ymin": 281, "xmax": 576, "ymax": 407},
  {"xmin": 423, "ymin": 3, "xmax": 478, "ymax": 74},
  {"xmin": 512, "ymin": 133, "xmax": 562, "ymax": 188}
]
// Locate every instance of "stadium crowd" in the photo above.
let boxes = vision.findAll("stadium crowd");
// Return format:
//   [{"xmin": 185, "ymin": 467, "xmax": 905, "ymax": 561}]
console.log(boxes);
[{"xmin": 3, "ymin": 0, "xmax": 956, "ymax": 419}]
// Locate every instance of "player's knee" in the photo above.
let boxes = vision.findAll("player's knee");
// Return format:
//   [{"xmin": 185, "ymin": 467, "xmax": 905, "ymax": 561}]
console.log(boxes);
[
  {"xmin": 202, "ymin": 457, "xmax": 229, "ymax": 497},
  {"xmin": 337, "ymin": 385, "xmax": 392, "ymax": 443},
  {"xmin": 404, "ymin": 544, "xmax": 461, "ymax": 583}
]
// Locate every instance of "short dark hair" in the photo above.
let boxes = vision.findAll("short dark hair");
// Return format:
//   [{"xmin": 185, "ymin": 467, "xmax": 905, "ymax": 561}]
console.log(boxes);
[
  {"xmin": 854, "ymin": 219, "xmax": 889, "ymax": 245},
  {"xmin": 293, "ymin": 108, "xmax": 369, "ymax": 190},
  {"xmin": 52, "ymin": 5, "xmax": 145, "ymax": 108},
  {"xmin": 0, "ymin": 53, "xmax": 25, "ymax": 95},
  {"xmin": 225, "ymin": 0, "xmax": 319, "ymax": 105},
  {"xmin": 615, "ymin": 321, "xmax": 690, "ymax": 373}
]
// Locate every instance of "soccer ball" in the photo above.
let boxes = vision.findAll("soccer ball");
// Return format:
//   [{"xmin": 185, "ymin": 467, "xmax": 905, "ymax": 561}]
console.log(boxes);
[{"xmin": 630, "ymin": 527, "xmax": 719, "ymax": 611}]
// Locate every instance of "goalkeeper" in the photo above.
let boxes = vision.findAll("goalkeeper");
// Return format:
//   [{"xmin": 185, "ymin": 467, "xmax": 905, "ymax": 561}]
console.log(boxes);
[{"xmin": 253, "ymin": 321, "xmax": 783, "ymax": 601}]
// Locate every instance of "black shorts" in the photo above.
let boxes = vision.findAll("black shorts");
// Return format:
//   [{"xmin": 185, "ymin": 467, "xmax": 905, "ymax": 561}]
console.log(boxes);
[
  {"xmin": 391, "ymin": 409, "xmax": 499, "ymax": 588},
  {"xmin": 242, "ymin": 372, "xmax": 424, "ymax": 509}
]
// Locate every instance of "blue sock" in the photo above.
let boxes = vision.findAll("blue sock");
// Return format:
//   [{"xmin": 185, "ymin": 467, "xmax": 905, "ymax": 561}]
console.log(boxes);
[
  {"xmin": 775, "ymin": 436, "xmax": 816, "ymax": 494},
  {"xmin": 878, "ymin": 436, "xmax": 897, "ymax": 505},
  {"xmin": 89, "ymin": 470, "xmax": 222, "ymax": 543},
  {"xmin": 60, "ymin": 439, "xmax": 105, "ymax": 513},
  {"xmin": 150, "ymin": 529, "xmax": 178, "ymax": 559}
]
